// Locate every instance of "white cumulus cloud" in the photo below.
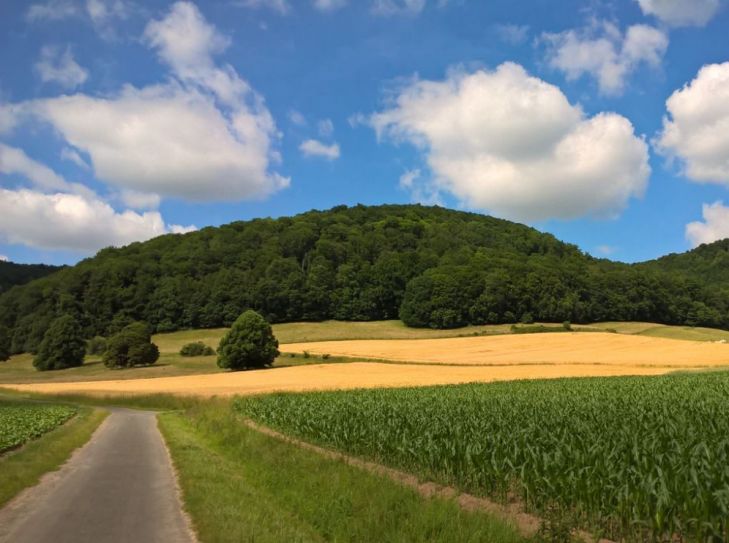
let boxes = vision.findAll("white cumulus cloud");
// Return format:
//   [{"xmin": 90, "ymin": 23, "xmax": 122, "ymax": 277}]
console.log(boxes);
[
  {"xmin": 0, "ymin": 255, "xmax": 8, "ymax": 262},
  {"xmin": 0, "ymin": 143, "xmax": 92, "ymax": 197},
  {"xmin": 22, "ymin": 1, "xmax": 288, "ymax": 202},
  {"xmin": 686, "ymin": 201, "xmax": 729, "ymax": 246},
  {"xmin": 655, "ymin": 62, "xmax": 729, "ymax": 185},
  {"xmin": 300, "ymin": 139, "xmax": 340, "ymax": 160},
  {"xmin": 636, "ymin": 0, "xmax": 722, "ymax": 27},
  {"xmin": 34, "ymin": 45, "xmax": 88, "ymax": 89},
  {"xmin": 543, "ymin": 21, "xmax": 668, "ymax": 96},
  {"xmin": 371, "ymin": 63, "xmax": 650, "ymax": 222},
  {"xmin": 0, "ymin": 189, "xmax": 194, "ymax": 252}
]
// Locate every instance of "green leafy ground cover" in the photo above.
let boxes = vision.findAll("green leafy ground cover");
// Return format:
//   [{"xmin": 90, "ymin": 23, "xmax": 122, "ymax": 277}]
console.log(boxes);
[{"xmin": 0, "ymin": 401, "xmax": 77, "ymax": 452}]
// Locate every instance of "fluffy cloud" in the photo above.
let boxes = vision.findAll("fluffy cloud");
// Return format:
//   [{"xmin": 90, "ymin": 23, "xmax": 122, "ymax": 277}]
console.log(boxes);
[
  {"xmin": 372, "ymin": 0, "xmax": 426, "ymax": 16},
  {"xmin": 60, "ymin": 147, "xmax": 89, "ymax": 169},
  {"xmin": 0, "ymin": 188, "xmax": 194, "ymax": 252},
  {"xmin": 655, "ymin": 62, "xmax": 729, "ymax": 184},
  {"xmin": 636, "ymin": 0, "xmax": 721, "ymax": 27},
  {"xmin": 371, "ymin": 63, "xmax": 650, "ymax": 222},
  {"xmin": 0, "ymin": 143, "xmax": 92, "ymax": 197},
  {"xmin": 399, "ymin": 168, "xmax": 420, "ymax": 189},
  {"xmin": 543, "ymin": 21, "xmax": 668, "ymax": 95},
  {"xmin": 300, "ymin": 139, "xmax": 340, "ymax": 160},
  {"xmin": 313, "ymin": 0, "xmax": 348, "ymax": 11},
  {"xmin": 0, "ymin": 255, "xmax": 8, "ymax": 262},
  {"xmin": 34, "ymin": 46, "xmax": 88, "ymax": 89},
  {"xmin": 23, "ymin": 2, "xmax": 287, "ymax": 202},
  {"xmin": 686, "ymin": 201, "xmax": 729, "ymax": 246}
]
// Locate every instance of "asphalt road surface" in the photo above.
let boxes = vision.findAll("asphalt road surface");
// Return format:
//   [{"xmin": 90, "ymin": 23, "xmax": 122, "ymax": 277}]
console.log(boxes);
[{"xmin": 0, "ymin": 408, "xmax": 196, "ymax": 543}]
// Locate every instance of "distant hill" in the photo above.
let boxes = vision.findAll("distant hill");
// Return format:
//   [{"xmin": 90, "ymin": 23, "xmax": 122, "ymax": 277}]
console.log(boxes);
[
  {"xmin": 0, "ymin": 261, "xmax": 61, "ymax": 295},
  {"xmin": 1, "ymin": 204, "xmax": 727, "ymax": 354},
  {"xmin": 639, "ymin": 239, "xmax": 729, "ymax": 288}
]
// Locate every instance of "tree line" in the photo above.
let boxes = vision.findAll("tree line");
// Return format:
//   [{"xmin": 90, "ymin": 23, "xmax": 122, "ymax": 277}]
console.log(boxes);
[{"xmin": 0, "ymin": 204, "xmax": 727, "ymax": 355}]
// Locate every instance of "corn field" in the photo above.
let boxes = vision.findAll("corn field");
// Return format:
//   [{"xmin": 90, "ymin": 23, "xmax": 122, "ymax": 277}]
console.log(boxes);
[
  {"xmin": 236, "ymin": 372, "xmax": 729, "ymax": 542},
  {"xmin": 0, "ymin": 402, "xmax": 76, "ymax": 453}
]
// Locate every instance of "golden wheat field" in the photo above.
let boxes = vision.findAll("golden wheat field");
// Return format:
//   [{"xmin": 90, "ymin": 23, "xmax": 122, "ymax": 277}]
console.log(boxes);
[
  {"xmin": 6, "ymin": 331, "xmax": 728, "ymax": 397},
  {"xmin": 280, "ymin": 331, "xmax": 729, "ymax": 367},
  {"xmin": 5, "ymin": 361, "xmax": 675, "ymax": 397}
]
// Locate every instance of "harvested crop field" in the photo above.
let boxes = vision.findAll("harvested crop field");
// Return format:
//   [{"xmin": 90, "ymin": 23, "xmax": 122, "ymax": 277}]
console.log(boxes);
[
  {"xmin": 1, "ymin": 361, "xmax": 681, "ymax": 397},
  {"xmin": 280, "ymin": 331, "xmax": 729, "ymax": 367},
  {"xmin": 5, "ymin": 332, "xmax": 728, "ymax": 397}
]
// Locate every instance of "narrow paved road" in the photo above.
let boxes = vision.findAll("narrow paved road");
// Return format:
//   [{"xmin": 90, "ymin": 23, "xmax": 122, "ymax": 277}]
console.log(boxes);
[{"xmin": 0, "ymin": 408, "xmax": 196, "ymax": 543}]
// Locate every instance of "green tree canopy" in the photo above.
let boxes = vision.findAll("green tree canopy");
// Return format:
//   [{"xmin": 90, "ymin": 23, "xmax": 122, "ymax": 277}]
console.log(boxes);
[
  {"xmin": 2, "ymin": 204, "xmax": 729, "ymax": 348},
  {"xmin": 33, "ymin": 315, "xmax": 85, "ymax": 371},
  {"xmin": 0, "ymin": 325, "xmax": 10, "ymax": 362},
  {"xmin": 217, "ymin": 310, "xmax": 279, "ymax": 370},
  {"xmin": 103, "ymin": 322, "xmax": 159, "ymax": 368}
]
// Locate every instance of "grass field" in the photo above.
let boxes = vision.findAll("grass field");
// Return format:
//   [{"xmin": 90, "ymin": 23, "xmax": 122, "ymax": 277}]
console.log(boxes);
[
  {"xmin": 2, "ymin": 320, "xmax": 728, "ymax": 387},
  {"xmin": 158, "ymin": 399, "xmax": 527, "ymax": 543},
  {"xmin": 237, "ymin": 372, "xmax": 729, "ymax": 542}
]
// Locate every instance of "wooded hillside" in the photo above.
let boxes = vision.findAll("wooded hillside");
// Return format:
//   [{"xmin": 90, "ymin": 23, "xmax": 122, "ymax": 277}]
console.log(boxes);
[{"xmin": 1, "ymin": 204, "xmax": 726, "ymax": 354}]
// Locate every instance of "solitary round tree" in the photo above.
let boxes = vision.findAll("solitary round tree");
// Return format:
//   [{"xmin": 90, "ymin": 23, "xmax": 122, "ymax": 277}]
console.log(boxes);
[
  {"xmin": 0, "ymin": 325, "xmax": 11, "ymax": 362},
  {"xmin": 103, "ymin": 322, "xmax": 159, "ymax": 369},
  {"xmin": 33, "ymin": 315, "xmax": 86, "ymax": 371},
  {"xmin": 217, "ymin": 310, "xmax": 279, "ymax": 370}
]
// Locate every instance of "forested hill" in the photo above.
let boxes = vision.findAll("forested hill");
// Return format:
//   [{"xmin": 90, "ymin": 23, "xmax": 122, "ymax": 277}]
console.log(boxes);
[
  {"xmin": 0, "ymin": 261, "xmax": 61, "ymax": 295},
  {"xmin": 1, "ymin": 204, "xmax": 727, "ymax": 354},
  {"xmin": 639, "ymin": 239, "xmax": 729, "ymax": 287}
]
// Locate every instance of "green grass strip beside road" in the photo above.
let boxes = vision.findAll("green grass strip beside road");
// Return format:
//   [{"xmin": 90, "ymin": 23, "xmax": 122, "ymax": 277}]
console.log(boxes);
[
  {"xmin": 0, "ymin": 406, "xmax": 107, "ymax": 507},
  {"xmin": 159, "ymin": 401, "xmax": 528, "ymax": 543}
]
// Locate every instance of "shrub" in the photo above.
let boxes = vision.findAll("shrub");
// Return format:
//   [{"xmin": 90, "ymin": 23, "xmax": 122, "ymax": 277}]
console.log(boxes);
[
  {"xmin": 217, "ymin": 310, "xmax": 279, "ymax": 371},
  {"xmin": 33, "ymin": 315, "xmax": 86, "ymax": 371},
  {"xmin": 0, "ymin": 325, "xmax": 10, "ymax": 362},
  {"xmin": 103, "ymin": 322, "xmax": 159, "ymax": 368},
  {"xmin": 562, "ymin": 321, "xmax": 572, "ymax": 331},
  {"xmin": 180, "ymin": 341, "xmax": 215, "ymax": 357},
  {"xmin": 86, "ymin": 336, "xmax": 107, "ymax": 356},
  {"xmin": 520, "ymin": 312, "xmax": 535, "ymax": 324}
]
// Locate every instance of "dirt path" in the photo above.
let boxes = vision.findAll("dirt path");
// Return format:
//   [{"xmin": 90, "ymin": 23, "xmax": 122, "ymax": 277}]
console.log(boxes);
[{"xmin": 0, "ymin": 408, "xmax": 196, "ymax": 543}]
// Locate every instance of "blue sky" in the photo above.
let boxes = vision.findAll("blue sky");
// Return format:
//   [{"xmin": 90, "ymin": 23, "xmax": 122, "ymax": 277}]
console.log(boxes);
[{"xmin": 1, "ymin": 0, "xmax": 729, "ymax": 265}]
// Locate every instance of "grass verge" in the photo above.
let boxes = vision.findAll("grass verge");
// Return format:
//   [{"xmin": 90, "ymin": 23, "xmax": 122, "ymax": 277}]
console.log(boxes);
[
  {"xmin": 158, "ymin": 400, "xmax": 528, "ymax": 543},
  {"xmin": 0, "ymin": 405, "xmax": 107, "ymax": 507}
]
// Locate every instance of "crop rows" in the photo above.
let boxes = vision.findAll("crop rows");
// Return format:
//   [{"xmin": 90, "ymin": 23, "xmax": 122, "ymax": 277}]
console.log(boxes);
[
  {"xmin": 236, "ymin": 372, "xmax": 729, "ymax": 542},
  {"xmin": 0, "ymin": 402, "xmax": 77, "ymax": 453}
]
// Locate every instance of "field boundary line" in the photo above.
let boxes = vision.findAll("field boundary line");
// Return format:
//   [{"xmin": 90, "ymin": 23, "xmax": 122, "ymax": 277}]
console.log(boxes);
[{"xmin": 242, "ymin": 419, "xmax": 614, "ymax": 543}]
